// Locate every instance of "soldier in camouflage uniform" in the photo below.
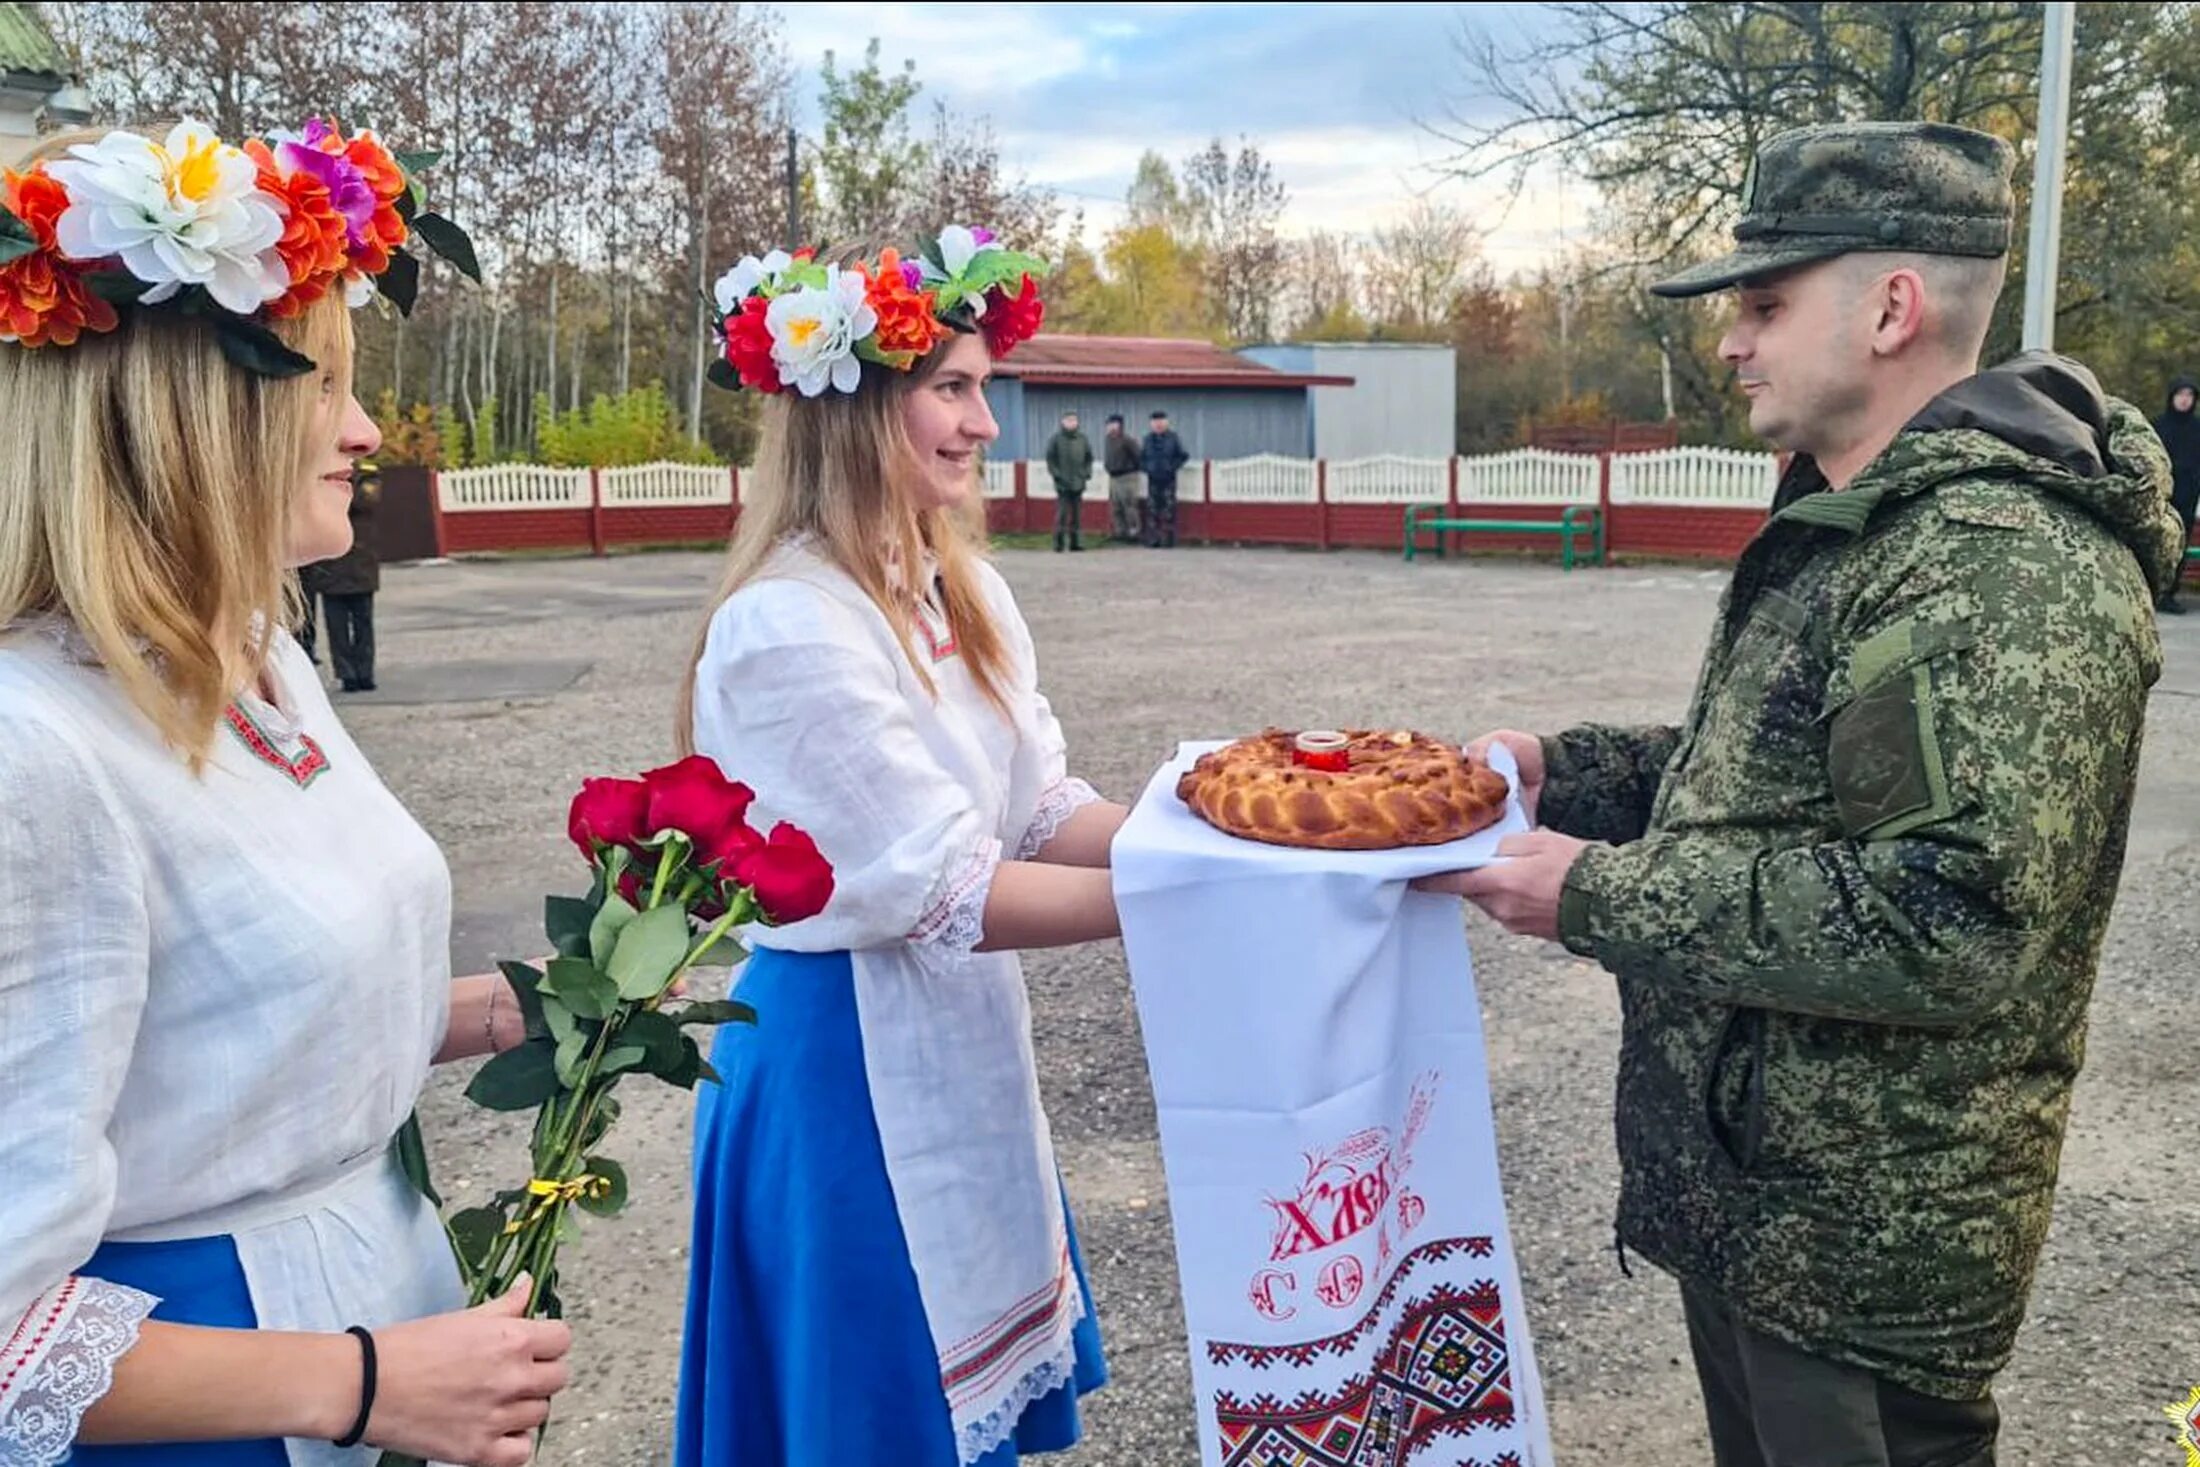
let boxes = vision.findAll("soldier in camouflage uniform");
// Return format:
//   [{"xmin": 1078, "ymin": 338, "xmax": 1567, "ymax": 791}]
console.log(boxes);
[{"xmin": 1429, "ymin": 122, "xmax": 2185, "ymax": 1466}]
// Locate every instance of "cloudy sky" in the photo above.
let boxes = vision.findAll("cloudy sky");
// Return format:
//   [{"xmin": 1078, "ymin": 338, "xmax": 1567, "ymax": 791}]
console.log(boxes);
[{"xmin": 775, "ymin": 2, "xmax": 1581, "ymax": 277}]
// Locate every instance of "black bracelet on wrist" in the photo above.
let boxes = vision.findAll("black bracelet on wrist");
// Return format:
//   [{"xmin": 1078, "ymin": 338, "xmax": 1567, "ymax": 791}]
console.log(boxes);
[{"xmin": 333, "ymin": 1324, "xmax": 378, "ymax": 1448}]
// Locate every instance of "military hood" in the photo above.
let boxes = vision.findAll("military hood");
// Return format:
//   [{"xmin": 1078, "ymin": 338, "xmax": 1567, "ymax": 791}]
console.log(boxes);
[{"xmin": 1884, "ymin": 352, "xmax": 2187, "ymax": 599}]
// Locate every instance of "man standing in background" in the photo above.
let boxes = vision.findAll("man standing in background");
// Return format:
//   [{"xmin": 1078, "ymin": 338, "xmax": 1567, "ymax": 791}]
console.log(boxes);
[
  {"xmin": 1044, "ymin": 410, "xmax": 1094, "ymax": 553},
  {"xmin": 1141, "ymin": 409, "xmax": 1189, "ymax": 548},
  {"xmin": 2149, "ymin": 374, "xmax": 2199, "ymax": 612},
  {"xmin": 1103, "ymin": 413, "xmax": 1143, "ymax": 543}
]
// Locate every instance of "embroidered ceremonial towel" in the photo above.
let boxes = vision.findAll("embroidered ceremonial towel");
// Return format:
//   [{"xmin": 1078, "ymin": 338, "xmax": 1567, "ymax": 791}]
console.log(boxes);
[{"xmin": 1113, "ymin": 741, "xmax": 1555, "ymax": 1467}]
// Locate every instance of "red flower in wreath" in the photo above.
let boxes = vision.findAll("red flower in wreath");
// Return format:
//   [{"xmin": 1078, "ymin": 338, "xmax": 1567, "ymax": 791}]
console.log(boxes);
[
  {"xmin": 980, "ymin": 274, "xmax": 1044, "ymax": 358},
  {"xmin": 724, "ymin": 294, "xmax": 783, "ymax": 392},
  {"xmin": 0, "ymin": 168, "xmax": 120, "ymax": 348}
]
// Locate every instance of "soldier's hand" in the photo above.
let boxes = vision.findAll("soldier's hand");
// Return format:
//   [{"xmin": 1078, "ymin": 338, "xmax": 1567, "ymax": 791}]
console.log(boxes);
[
  {"xmin": 1464, "ymin": 730, "xmax": 1545, "ymax": 824},
  {"xmin": 1417, "ymin": 830, "xmax": 1587, "ymax": 943}
]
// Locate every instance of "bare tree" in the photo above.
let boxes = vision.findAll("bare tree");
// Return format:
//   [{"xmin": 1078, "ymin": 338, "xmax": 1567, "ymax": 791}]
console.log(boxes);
[{"xmin": 1181, "ymin": 138, "xmax": 1289, "ymax": 342}]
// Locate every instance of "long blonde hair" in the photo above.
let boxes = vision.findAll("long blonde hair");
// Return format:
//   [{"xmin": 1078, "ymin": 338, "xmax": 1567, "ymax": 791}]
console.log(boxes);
[
  {"xmin": 676, "ymin": 324, "xmax": 1014, "ymax": 752},
  {"xmin": 0, "ymin": 132, "xmax": 350, "ymax": 767}
]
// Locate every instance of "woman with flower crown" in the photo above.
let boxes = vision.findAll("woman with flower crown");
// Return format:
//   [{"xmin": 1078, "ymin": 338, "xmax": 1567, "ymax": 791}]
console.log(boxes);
[
  {"xmin": 673, "ymin": 229, "xmax": 1118, "ymax": 1465},
  {"xmin": 0, "ymin": 121, "xmax": 572, "ymax": 1466}
]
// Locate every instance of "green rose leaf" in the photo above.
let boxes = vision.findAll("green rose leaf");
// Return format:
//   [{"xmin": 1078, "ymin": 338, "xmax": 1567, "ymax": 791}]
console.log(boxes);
[
  {"xmin": 607, "ymin": 904, "xmax": 693, "ymax": 1001},
  {"xmin": 554, "ymin": 1027, "xmax": 590, "ymax": 1088},
  {"xmin": 540, "ymin": 990, "xmax": 584, "ymax": 1050},
  {"xmin": 618, "ymin": 1009, "xmax": 687, "ymax": 1077},
  {"xmin": 671, "ymin": 998, "xmax": 757, "ymax": 1029},
  {"xmin": 598, "ymin": 1043, "xmax": 649, "ymax": 1078},
  {"xmin": 545, "ymin": 895, "xmax": 595, "ymax": 959},
  {"xmin": 497, "ymin": 960, "xmax": 550, "ymax": 1040},
  {"xmin": 588, "ymin": 891, "xmax": 638, "ymax": 970},
  {"xmin": 580, "ymin": 1093, "xmax": 620, "ymax": 1151},
  {"xmin": 543, "ymin": 956, "xmax": 618, "ymax": 1021},
  {"xmin": 577, "ymin": 1157, "xmax": 629, "ymax": 1218},
  {"xmin": 447, "ymin": 1205, "xmax": 506, "ymax": 1271},
  {"xmin": 465, "ymin": 1038, "xmax": 562, "ymax": 1111}
]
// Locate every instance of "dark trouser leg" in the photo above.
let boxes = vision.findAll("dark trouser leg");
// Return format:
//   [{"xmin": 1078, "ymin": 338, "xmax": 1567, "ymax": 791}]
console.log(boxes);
[
  {"xmin": 1065, "ymin": 490, "xmax": 1083, "ymax": 549},
  {"xmin": 1148, "ymin": 481, "xmax": 1178, "ymax": 546},
  {"xmin": 298, "ymin": 592, "xmax": 319, "ymax": 663},
  {"xmin": 327, "ymin": 593, "xmax": 376, "ymax": 689},
  {"xmin": 1054, "ymin": 491, "xmax": 1076, "ymax": 551},
  {"xmin": 1682, "ymin": 1283, "xmax": 1998, "ymax": 1467}
]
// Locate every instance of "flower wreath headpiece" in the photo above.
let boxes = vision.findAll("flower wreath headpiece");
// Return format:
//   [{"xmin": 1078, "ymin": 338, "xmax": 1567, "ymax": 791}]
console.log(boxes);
[
  {"xmin": 706, "ymin": 224, "xmax": 1046, "ymax": 398},
  {"xmin": 0, "ymin": 117, "xmax": 479, "ymax": 377}
]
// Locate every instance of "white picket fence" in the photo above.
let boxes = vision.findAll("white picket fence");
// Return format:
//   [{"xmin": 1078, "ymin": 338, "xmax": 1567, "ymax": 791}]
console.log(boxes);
[
  {"xmin": 438, "ymin": 448, "xmax": 1782, "ymax": 518},
  {"xmin": 1455, "ymin": 447, "xmax": 1602, "ymax": 505},
  {"xmin": 1610, "ymin": 446, "xmax": 1780, "ymax": 507},
  {"xmin": 1327, "ymin": 454, "xmax": 1449, "ymax": 505},
  {"xmin": 1209, "ymin": 453, "xmax": 1317, "ymax": 504},
  {"xmin": 600, "ymin": 463, "xmax": 733, "ymax": 506},
  {"xmin": 439, "ymin": 464, "xmax": 592, "ymax": 511}
]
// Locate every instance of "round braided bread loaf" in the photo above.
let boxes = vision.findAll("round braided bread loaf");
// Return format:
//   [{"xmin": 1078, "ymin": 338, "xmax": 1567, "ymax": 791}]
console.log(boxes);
[{"xmin": 1175, "ymin": 728, "xmax": 1510, "ymax": 850}]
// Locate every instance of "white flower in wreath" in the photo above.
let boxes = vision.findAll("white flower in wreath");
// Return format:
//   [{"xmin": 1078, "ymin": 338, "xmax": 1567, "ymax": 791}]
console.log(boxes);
[
  {"xmin": 919, "ymin": 225, "xmax": 997, "ymax": 312},
  {"xmin": 764, "ymin": 266, "xmax": 877, "ymax": 397},
  {"xmin": 48, "ymin": 120, "xmax": 287, "ymax": 314},
  {"xmin": 713, "ymin": 249, "xmax": 794, "ymax": 315}
]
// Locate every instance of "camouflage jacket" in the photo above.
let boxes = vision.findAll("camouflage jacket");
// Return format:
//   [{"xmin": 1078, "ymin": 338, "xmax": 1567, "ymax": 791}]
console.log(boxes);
[{"xmin": 1541, "ymin": 354, "xmax": 2182, "ymax": 1398}]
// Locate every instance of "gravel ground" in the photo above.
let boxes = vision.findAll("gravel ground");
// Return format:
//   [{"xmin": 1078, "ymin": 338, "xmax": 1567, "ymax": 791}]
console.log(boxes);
[{"xmin": 342, "ymin": 543, "xmax": 2200, "ymax": 1466}]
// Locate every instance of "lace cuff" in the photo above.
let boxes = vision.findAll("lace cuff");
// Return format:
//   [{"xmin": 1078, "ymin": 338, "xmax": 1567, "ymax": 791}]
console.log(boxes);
[
  {"xmin": 0, "ymin": 1276, "xmax": 159, "ymax": 1467},
  {"xmin": 1014, "ymin": 777, "xmax": 1102, "ymax": 861},
  {"xmin": 908, "ymin": 837, "xmax": 1002, "ymax": 958}
]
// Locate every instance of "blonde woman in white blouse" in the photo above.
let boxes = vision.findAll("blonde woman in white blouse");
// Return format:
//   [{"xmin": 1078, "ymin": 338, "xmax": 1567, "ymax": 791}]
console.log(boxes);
[
  {"xmin": 673, "ymin": 246, "xmax": 1127, "ymax": 1465},
  {"xmin": 0, "ymin": 138, "xmax": 570, "ymax": 1465}
]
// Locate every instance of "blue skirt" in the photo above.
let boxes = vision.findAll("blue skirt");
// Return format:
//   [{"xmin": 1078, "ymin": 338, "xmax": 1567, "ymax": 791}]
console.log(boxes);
[
  {"xmin": 675, "ymin": 948, "xmax": 1106, "ymax": 1467},
  {"xmin": 67, "ymin": 1235, "xmax": 288, "ymax": 1465}
]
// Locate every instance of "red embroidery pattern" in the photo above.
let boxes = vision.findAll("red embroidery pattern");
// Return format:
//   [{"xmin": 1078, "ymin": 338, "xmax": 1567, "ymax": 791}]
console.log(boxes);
[
  {"xmin": 916, "ymin": 611, "xmax": 959, "ymax": 664},
  {"xmin": 939, "ymin": 1237, "xmax": 1076, "ymax": 1410},
  {"xmin": 1213, "ymin": 1282, "xmax": 1516, "ymax": 1467},
  {"xmin": 224, "ymin": 704, "xmax": 330, "ymax": 788},
  {"xmin": 1, "ymin": 1277, "xmax": 78, "ymax": 1399},
  {"xmin": 1210, "ymin": 1237, "xmax": 1496, "ymax": 1369}
]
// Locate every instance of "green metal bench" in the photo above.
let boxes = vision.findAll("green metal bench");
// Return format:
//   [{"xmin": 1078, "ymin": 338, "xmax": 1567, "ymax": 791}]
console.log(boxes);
[{"xmin": 1403, "ymin": 503, "xmax": 1605, "ymax": 570}]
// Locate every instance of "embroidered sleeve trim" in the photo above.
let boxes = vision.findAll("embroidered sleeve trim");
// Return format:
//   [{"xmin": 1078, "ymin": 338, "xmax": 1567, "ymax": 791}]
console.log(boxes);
[
  {"xmin": 1014, "ymin": 777, "xmax": 1101, "ymax": 862},
  {"xmin": 0, "ymin": 1276, "xmax": 158, "ymax": 1467},
  {"xmin": 908, "ymin": 837, "xmax": 1002, "ymax": 957}
]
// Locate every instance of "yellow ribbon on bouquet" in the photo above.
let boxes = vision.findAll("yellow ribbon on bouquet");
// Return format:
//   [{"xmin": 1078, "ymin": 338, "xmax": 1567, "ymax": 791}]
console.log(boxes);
[{"xmin": 502, "ymin": 1173, "xmax": 612, "ymax": 1233}]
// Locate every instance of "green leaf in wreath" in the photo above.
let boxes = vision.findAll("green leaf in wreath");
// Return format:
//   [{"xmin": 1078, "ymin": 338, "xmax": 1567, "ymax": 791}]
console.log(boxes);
[
  {"xmin": 706, "ymin": 356, "xmax": 741, "ymax": 390},
  {"xmin": 85, "ymin": 271, "xmax": 154, "ymax": 305},
  {"xmin": 545, "ymin": 894, "xmax": 595, "ymax": 959},
  {"xmin": 377, "ymin": 248, "xmax": 420, "ymax": 317},
  {"xmin": 588, "ymin": 891, "xmax": 639, "ymax": 971},
  {"xmin": 543, "ymin": 956, "xmax": 617, "ymax": 1021},
  {"xmin": 447, "ymin": 1205, "xmax": 506, "ymax": 1272},
  {"xmin": 0, "ymin": 205, "xmax": 34, "ymax": 267},
  {"xmin": 577, "ymin": 1157, "xmax": 629, "ymax": 1218},
  {"xmin": 498, "ymin": 960, "xmax": 550, "ymax": 1040},
  {"xmin": 607, "ymin": 904, "xmax": 693, "ymax": 1001},
  {"xmin": 393, "ymin": 148, "xmax": 443, "ymax": 175},
  {"xmin": 465, "ymin": 1039, "xmax": 562, "ymax": 1111},
  {"xmin": 410, "ymin": 210, "xmax": 482, "ymax": 282},
  {"xmin": 671, "ymin": 998, "xmax": 757, "ymax": 1029},
  {"xmin": 213, "ymin": 315, "xmax": 318, "ymax": 379}
]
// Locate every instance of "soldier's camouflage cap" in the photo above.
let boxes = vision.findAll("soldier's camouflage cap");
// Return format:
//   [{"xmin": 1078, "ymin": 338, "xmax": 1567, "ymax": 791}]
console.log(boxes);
[{"xmin": 1651, "ymin": 120, "xmax": 2015, "ymax": 298}]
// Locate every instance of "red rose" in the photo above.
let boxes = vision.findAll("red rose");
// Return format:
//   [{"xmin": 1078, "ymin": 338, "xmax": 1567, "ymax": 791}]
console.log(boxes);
[
  {"xmin": 640, "ymin": 756, "xmax": 756, "ymax": 849},
  {"xmin": 615, "ymin": 867, "xmax": 645, "ymax": 908},
  {"xmin": 568, "ymin": 777, "xmax": 651, "ymax": 859},
  {"xmin": 980, "ymin": 274, "xmax": 1044, "ymax": 358},
  {"xmin": 695, "ymin": 815, "xmax": 765, "ymax": 877},
  {"xmin": 733, "ymin": 822, "xmax": 835, "ymax": 924}
]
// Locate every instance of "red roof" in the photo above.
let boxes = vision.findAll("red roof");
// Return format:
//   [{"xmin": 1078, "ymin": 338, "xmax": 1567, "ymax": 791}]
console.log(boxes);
[{"xmin": 994, "ymin": 334, "xmax": 1354, "ymax": 390}]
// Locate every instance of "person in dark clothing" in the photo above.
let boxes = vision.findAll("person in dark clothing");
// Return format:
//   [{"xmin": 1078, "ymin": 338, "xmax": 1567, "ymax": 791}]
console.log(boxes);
[
  {"xmin": 308, "ymin": 461, "xmax": 382, "ymax": 690},
  {"xmin": 1102, "ymin": 414, "xmax": 1143, "ymax": 542},
  {"xmin": 1042, "ymin": 410, "xmax": 1094, "ymax": 552},
  {"xmin": 2150, "ymin": 375, "xmax": 2200, "ymax": 612},
  {"xmin": 1140, "ymin": 410, "xmax": 1189, "ymax": 548}
]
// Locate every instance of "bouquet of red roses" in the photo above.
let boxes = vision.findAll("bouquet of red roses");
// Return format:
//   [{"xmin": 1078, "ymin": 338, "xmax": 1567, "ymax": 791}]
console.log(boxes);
[{"xmin": 442, "ymin": 755, "xmax": 832, "ymax": 1317}]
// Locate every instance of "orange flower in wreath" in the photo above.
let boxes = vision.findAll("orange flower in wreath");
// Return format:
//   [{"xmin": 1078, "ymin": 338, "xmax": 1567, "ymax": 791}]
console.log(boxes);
[
  {"xmin": 244, "ymin": 141, "xmax": 350, "ymax": 317},
  {"xmin": 0, "ymin": 168, "xmax": 119, "ymax": 348},
  {"xmin": 341, "ymin": 131, "xmax": 411, "ymax": 276},
  {"xmin": 862, "ymin": 248, "xmax": 948, "ymax": 362}
]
